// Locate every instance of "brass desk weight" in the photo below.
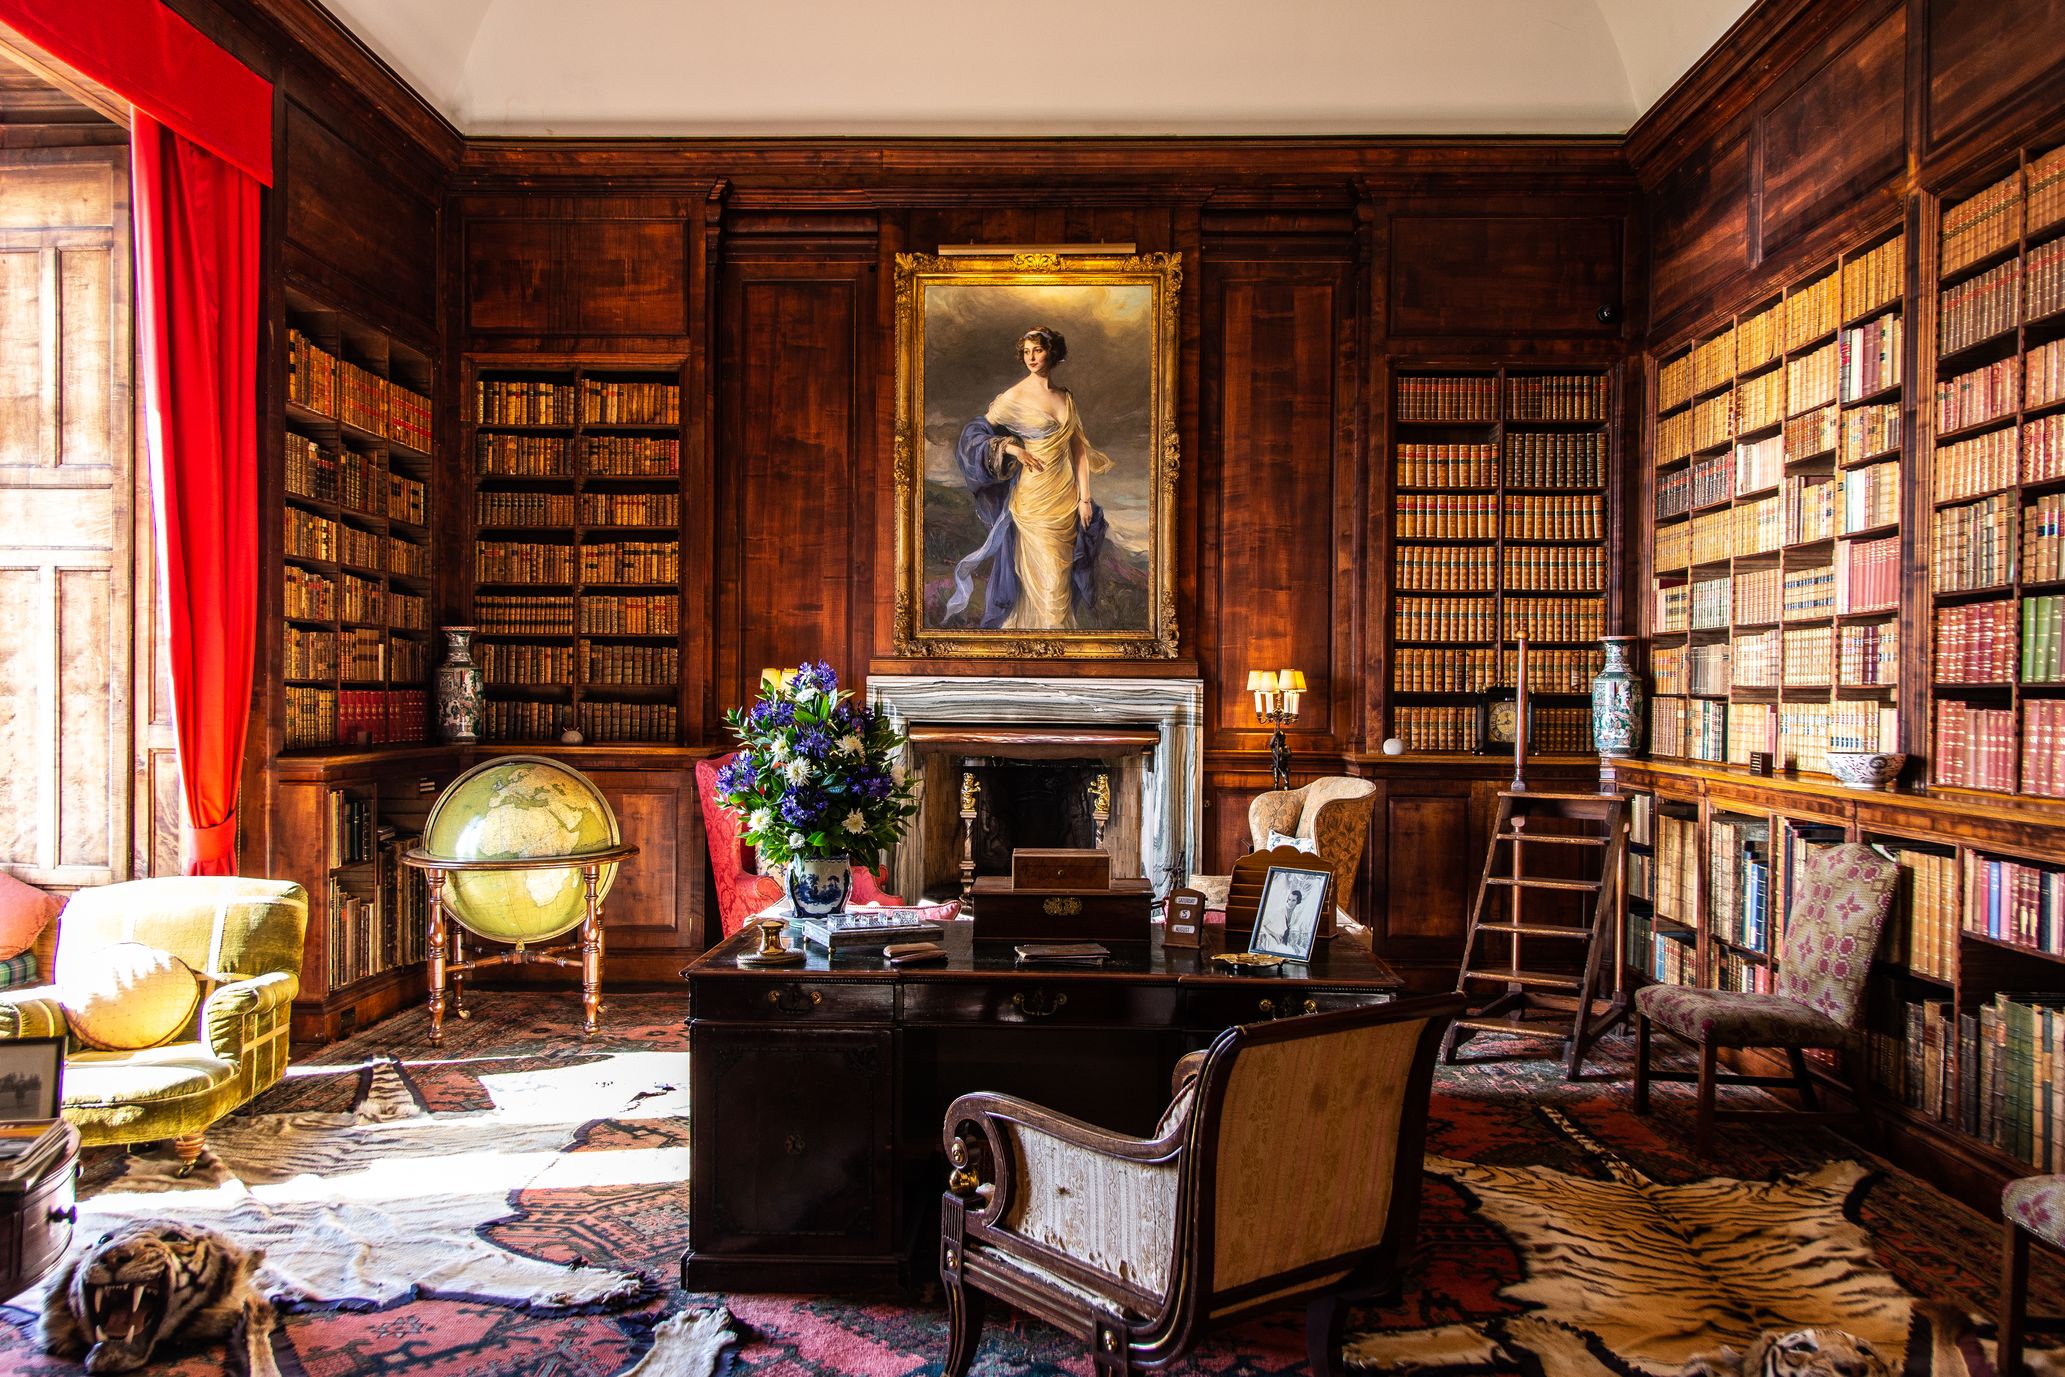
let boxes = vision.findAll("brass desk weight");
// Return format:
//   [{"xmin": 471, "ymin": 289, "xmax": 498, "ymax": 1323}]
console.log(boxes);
[{"xmin": 738, "ymin": 917, "xmax": 807, "ymax": 967}]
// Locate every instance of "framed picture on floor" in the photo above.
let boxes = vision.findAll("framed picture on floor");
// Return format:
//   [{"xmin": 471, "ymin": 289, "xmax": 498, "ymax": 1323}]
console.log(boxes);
[
  {"xmin": 0, "ymin": 1035, "xmax": 62, "ymax": 1121},
  {"xmin": 891, "ymin": 249, "xmax": 1181, "ymax": 660},
  {"xmin": 1249, "ymin": 864, "xmax": 1331, "ymax": 962}
]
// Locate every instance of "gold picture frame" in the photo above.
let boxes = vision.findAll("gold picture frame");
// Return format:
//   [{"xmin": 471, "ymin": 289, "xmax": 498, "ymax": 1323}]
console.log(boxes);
[{"xmin": 892, "ymin": 251, "xmax": 1180, "ymax": 660}]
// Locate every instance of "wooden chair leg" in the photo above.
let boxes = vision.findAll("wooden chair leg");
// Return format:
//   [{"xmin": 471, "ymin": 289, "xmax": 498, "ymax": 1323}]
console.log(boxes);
[
  {"xmin": 1306, "ymin": 1292, "xmax": 1347, "ymax": 1377},
  {"xmin": 1786, "ymin": 1047, "xmax": 1820, "ymax": 1111},
  {"xmin": 2003, "ymin": 1223, "xmax": 2031, "ymax": 1377},
  {"xmin": 1998, "ymin": 1230, "xmax": 2031, "ymax": 1377},
  {"xmin": 1633, "ymin": 1012, "xmax": 1652, "ymax": 1114},
  {"xmin": 943, "ymin": 1275, "xmax": 986, "ymax": 1377},
  {"xmin": 1694, "ymin": 1042, "xmax": 1719, "ymax": 1155}
]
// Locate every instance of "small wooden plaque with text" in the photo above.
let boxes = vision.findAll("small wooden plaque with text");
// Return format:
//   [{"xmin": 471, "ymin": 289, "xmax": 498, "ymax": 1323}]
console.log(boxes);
[
  {"xmin": 1748, "ymin": 751, "xmax": 1773, "ymax": 777},
  {"xmin": 1163, "ymin": 887, "xmax": 1206, "ymax": 948}
]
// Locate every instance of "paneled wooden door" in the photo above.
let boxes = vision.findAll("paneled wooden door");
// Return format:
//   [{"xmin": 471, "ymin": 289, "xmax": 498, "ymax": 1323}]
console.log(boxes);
[{"xmin": 0, "ymin": 144, "xmax": 152, "ymax": 887}]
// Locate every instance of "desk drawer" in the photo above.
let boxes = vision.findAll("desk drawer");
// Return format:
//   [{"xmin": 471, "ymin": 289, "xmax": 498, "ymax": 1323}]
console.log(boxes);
[
  {"xmin": 901, "ymin": 980, "xmax": 1177, "ymax": 1028},
  {"xmin": 1180, "ymin": 985, "xmax": 1390, "ymax": 1032},
  {"xmin": 694, "ymin": 979, "xmax": 893, "ymax": 1024}
]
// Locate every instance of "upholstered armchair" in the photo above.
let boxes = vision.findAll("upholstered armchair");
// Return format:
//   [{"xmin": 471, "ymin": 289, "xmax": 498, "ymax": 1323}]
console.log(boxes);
[
  {"xmin": 1634, "ymin": 842, "xmax": 1898, "ymax": 1154},
  {"xmin": 0, "ymin": 876, "xmax": 307, "ymax": 1168},
  {"xmin": 1187, "ymin": 776, "xmax": 1378, "ymax": 923},
  {"xmin": 939, "ymin": 993, "xmax": 1464, "ymax": 1377},
  {"xmin": 694, "ymin": 754, "xmax": 901, "ymax": 938}
]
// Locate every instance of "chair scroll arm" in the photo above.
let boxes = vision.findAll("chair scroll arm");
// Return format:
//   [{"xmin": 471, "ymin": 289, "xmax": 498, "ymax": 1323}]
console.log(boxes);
[
  {"xmin": 201, "ymin": 971, "xmax": 297, "ymax": 1060},
  {"xmin": 943, "ymin": 1089, "xmax": 1188, "ymax": 1220},
  {"xmin": 1171, "ymin": 1049, "xmax": 1209, "ymax": 1098},
  {"xmin": 1247, "ymin": 790, "xmax": 1305, "ymax": 846},
  {"xmin": 0, "ymin": 988, "xmax": 66, "ymax": 1041}
]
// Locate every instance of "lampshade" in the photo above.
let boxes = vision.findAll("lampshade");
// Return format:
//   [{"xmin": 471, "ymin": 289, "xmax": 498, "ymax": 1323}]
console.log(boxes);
[
  {"xmin": 759, "ymin": 667, "xmax": 797, "ymax": 690},
  {"xmin": 1245, "ymin": 669, "xmax": 1278, "ymax": 693},
  {"xmin": 1278, "ymin": 668, "xmax": 1307, "ymax": 692}
]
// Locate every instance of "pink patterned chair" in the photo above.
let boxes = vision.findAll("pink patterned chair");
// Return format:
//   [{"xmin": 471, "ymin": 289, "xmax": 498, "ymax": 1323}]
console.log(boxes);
[
  {"xmin": 2000, "ymin": 1175, "xmax": 2065, "ymax": 1376},
  {"xmin": 693, "ymin": 754, "xmax": 901, "ymax": 939},
  {"xmin": 1632, "ymin": 842, "xmax": 1898, "ymax": 1154}
]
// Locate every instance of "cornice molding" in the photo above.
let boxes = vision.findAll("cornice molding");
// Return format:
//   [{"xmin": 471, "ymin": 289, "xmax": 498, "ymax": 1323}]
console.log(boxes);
[
  {"xmin": 1622, "ymin": 0, "xmax": 1870, "ymax": 185},
  {"xmin": 199, "ymin": 0, "xmax": 463, "ymax": 168}
]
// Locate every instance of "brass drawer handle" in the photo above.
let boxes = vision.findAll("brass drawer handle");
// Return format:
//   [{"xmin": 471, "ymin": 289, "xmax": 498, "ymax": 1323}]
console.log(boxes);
[
  {"xmin": 767, "ymin": 987, "xmax": 824, "ymax": 1014},
  {"xmin": 1257, "ymin": 997, "xmax": 1319, "ymax": 1019},
  {"xmin": 1011, "ymin": 990, "xmax": 1069, "ymax": 1018}
]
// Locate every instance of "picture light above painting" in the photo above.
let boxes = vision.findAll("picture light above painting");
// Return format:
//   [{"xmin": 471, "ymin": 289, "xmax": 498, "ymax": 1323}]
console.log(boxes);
[{"xmin": 892, "ymin": 250, "xmax": 1180, "ymax": 661}]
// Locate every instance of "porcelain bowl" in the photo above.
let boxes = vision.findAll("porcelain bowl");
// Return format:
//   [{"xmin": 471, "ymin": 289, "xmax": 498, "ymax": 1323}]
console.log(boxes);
[{"xmin": 1824, "ymin": 750, "xmax": 1906, "ymax": 791}]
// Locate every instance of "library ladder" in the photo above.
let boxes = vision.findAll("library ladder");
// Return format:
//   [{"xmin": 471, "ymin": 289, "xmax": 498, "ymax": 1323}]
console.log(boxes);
[{"xmin": 1444, "ymin": 789, "xmax": 1628, "ymax": 1079}]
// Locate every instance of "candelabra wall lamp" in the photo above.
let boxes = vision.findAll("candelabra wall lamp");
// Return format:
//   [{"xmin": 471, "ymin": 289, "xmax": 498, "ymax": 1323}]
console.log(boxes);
[{"xmin": 1246, "ymin": 668, "xmax": 1305, "ymax": 791}]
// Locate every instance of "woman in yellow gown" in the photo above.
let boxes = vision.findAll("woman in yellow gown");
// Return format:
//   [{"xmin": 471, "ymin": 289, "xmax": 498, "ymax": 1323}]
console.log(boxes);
[{"xmin": 945, "ymin": 328, "xmax": 1113, "ymax": 630}]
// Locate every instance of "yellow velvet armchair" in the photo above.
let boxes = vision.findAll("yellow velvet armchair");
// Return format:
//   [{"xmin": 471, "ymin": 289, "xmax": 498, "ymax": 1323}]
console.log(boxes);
[{"xmin": 0, "ymin": 877, "xmax": 307, "ymax": 1167}]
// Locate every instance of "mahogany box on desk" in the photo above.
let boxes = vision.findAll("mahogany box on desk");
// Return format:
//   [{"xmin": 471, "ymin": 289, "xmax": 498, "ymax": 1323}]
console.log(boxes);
[
  {"xmin": 968, "ymin": 874, "xmax": 1152, "ymax": 943},
  {"xmin": 1010, "ymin": 848, "xmax": 1111, "ymax": 891}
]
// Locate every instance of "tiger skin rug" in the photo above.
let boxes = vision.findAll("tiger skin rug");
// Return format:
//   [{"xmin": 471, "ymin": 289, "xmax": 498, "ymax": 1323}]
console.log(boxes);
[{"xmin": 1345, "ymin": 1107, "xmax": 1986, "ymax": 1377}]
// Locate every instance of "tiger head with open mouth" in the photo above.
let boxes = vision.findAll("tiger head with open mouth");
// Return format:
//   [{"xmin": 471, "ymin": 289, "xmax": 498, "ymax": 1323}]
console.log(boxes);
[{"xmin": 37, "ymin": 1219, "xmax": 274, "ymax": 1375}]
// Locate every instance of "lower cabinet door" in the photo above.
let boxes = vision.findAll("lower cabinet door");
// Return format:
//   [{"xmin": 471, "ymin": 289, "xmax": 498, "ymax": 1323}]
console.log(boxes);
[{"xmin": 689, "ymin": 1025, "xmax": 894, "ymax": 1257}]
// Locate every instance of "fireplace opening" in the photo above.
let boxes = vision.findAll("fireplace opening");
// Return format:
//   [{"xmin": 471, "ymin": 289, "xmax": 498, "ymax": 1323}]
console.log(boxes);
[{"xmin": 966, "ymin": 759, "xmax": 1105, "ymax": 877}]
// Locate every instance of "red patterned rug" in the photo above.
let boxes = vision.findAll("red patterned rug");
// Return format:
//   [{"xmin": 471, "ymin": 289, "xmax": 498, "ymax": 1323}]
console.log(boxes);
[{"xmin": 0, "ymin": 994, "xmax": 2055, "ymax": 1376}]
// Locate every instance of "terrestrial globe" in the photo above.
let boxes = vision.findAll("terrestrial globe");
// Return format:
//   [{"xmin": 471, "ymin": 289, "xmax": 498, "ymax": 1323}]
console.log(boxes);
[{"xmin": 421, "ymin": 755, "xmax": 622, "ymax": 944}]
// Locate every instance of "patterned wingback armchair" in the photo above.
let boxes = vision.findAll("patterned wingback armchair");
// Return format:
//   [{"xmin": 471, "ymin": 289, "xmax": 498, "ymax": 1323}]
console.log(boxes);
[
  {"xmin": 1246, "ymin": 776, "xmax": 1379, "ymax": 917},
  {"xmin": 0, "ymin": 876, "xmax": 306, "ymax": 1166},
  {"xmin": 694, "ymin": 754, "xmax": 901, "ymax": 938},
  {"xmin": 1634, "ymin": 842, "xmax": 1898, "ymax": 1153},
  {"xmin": 939, "ymin": 993, "xmax": 1464, "ymax": 1377}
]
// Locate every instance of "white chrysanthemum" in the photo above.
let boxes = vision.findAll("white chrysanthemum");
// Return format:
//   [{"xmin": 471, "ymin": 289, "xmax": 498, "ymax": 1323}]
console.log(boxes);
[
  {"xmin": 891, "ymin": 761, "xmax": 907, "ymax": 785},
  {"xmin": 746, "ymin": 808, "xmax": 771, "ymax": 834},
  {"xmin": 769, "ymin": 737, "xmax": 791, "ymax": 762},
  {"xmin": 783, "ymin": 757, "xmax": 813, "ymax": 785},
  {"xmin": 787, "ymin": 831, "xmax": 806, "ymax": 849},
  {"xmin": 842, "ymin": 810, "xmax": 867, "ymax": 834},
  {"xmin": 837, "ymin": 733, "xmax": 864, "ymax": 756}
]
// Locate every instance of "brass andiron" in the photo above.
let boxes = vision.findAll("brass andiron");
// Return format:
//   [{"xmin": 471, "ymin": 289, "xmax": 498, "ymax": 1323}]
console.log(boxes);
[{"xmin": 959, "ymin": 766, "xmax": 981, "ymax": 905}]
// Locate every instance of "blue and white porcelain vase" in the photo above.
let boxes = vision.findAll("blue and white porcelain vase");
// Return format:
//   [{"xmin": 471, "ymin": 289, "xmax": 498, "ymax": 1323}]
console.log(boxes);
[
  {"xmin": 435, "ymin": 626, "xmax": 484, "ymax": 745},
  {"xmin": 786, "ymin": 855, "xmax": 853, "ymax": 918},
  {"xmin": 1590, "ymin": 635, "xmax": 1644, "ymax": 759}
]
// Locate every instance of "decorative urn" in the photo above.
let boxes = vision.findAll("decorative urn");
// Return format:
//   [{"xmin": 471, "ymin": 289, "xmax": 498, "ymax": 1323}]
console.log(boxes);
[
  {"xmin": 1590, "ymin": 635, "xmax": 1644, "ymax": 758},
  {"xmin": 434, "ymin": 626, "xmax": 484, "ymax": 745}
]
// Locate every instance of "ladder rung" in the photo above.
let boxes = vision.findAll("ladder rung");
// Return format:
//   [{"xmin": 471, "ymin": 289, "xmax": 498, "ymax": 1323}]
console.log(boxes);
[
  {"xmin": 1495, "ymin": 832, "xmax": 1606, "ymax": 846},
  {"xmin": 1459, "ymin": 968, "xmax": 1583, "ymax": 990},
  {"xmin": 1455, "ymin": 1013, "xmax": 1572, "ymax": 1036},
  {"xmin": 1486, "ymin": 876, "xmax": 1602, "ymax": 892},
  {"xmin": 1475, "ymin": 922, "xmax": 1594, "ymax": 938}
]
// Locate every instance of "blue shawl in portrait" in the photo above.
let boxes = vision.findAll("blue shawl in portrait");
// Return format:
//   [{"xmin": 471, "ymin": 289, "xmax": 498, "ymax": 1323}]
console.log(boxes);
[{"xmin": 944, "ymin": 418, "xmax": 1107, "ymax": 628}]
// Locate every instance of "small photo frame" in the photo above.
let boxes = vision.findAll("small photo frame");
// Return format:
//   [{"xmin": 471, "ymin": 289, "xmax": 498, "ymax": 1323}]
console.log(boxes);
[
  {"xmin": 0, "ymin": 1036, "xmax": 63, "ymax": 1121},
  {"xmin": 1249, "ymin": 865, "xmax": 1331, "ymax": 962}
]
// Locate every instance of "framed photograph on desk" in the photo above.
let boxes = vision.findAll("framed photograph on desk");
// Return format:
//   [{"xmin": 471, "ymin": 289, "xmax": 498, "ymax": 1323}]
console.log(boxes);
[
  {"xmin": 0, "ymin": 1036, "xmax": 62, "ymax": 1120},
  {"xmin": 1249, "ymin": 865, "xmax": 1331, "ymax": 962}
]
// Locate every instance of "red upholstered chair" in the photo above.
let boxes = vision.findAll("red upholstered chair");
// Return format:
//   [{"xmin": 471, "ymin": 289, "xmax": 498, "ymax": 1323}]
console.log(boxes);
[{"xmin": 694, "ymin": 754, "xmax": 901, "ymax": 938}]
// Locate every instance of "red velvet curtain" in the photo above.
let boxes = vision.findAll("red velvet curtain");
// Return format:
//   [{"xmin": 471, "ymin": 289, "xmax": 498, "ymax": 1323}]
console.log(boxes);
[{"xmin": 132, "ymin": 111, "xmax": 262, "ymax": 873}]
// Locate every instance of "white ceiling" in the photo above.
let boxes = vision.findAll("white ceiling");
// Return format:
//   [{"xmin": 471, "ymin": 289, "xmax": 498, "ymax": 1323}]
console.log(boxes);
[{"xmin": 316, "ymin": 0, "xmax": 1756, "ymax": 138}]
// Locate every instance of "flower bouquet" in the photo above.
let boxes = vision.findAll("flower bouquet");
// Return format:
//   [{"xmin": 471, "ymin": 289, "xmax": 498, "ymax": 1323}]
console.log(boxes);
[{"xmin": 715, "ymin": 661, "xmax": 919, "ymax": 917}]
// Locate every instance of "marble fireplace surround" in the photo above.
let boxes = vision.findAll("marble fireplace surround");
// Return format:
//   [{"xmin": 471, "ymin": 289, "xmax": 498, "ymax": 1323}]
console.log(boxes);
[{"xmin": 867, "ymin": 676, "xmax": 1204, "ymax": 902}]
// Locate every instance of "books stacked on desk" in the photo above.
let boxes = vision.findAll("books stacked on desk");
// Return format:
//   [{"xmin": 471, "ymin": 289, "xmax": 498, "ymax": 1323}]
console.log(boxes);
[
  {"xmin": 0, "ymin": 1120, "xmax": 66, "ymax": 1183},
  {"xmin": 1014, "ymin": 942, "xmax": 1110, "ymax": 965},
  {"xmin": 801, "ymin": 909, "xmax": 946, "ymax": 953}
]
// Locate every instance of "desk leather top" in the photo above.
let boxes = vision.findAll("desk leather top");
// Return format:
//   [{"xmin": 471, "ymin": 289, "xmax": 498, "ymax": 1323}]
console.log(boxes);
[{"xmin": 685, "ymin": 919, "xmax": 1403, "ymax": 989}]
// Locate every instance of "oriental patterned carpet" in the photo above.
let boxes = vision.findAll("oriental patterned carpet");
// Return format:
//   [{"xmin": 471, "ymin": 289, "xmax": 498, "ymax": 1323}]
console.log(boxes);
[{"xmin": 1, "ymin": 994, "xmax": 2058, "ymax": 1377}]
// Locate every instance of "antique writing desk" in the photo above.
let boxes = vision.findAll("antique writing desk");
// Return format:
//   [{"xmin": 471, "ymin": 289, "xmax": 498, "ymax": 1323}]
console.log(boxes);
[{"xmin": 681, "ymin": 921, "xmax": 1402, "ymax": 1292}]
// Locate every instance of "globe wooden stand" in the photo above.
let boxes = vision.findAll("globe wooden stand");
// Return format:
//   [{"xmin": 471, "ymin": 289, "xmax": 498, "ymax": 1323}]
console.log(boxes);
[{"xmin": 402, "ymin": 843, "xmax": 639, "ymax": 1044}]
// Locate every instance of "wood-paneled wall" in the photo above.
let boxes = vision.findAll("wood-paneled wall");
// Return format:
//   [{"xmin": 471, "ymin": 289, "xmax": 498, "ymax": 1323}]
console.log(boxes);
[{"xmin": 442, "ymin": 150, "xmax": 1641, "ymax": 975}]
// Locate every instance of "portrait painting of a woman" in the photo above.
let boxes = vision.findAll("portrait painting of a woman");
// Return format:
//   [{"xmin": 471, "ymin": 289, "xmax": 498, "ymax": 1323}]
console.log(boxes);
[
  {"xmin": 946, "ymin": 327, "xmax": 1112, "ymax": 630},
  {"xmin": 894, "ymin": 251, "xmax": 1178, "ymax": 659}
]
